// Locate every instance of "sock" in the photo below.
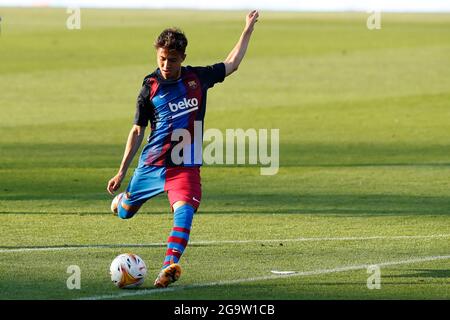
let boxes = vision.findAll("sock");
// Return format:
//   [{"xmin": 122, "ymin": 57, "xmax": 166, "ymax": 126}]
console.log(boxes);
[{"xmin": 162, "ymin": 204, "xmax": 195, "ymax": 269}]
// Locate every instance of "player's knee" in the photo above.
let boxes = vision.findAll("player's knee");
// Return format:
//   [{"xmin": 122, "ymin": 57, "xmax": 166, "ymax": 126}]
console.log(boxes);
[
  {"xmin": 117, "ymin": 201, "xmax": 141, "ymax": 220},
  {"xmin": 118, "ymin": 209, "xmax": 133, "ymax": 219}
]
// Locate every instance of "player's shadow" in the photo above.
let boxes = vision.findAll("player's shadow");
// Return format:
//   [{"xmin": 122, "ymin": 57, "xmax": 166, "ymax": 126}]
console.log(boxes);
[
  {"xmin": 1, "ymin": 193, "xmax": 449, "ymax": 216},
  {"xmin": 202, "ymin": 193, "xmax": 450, "ymax": 216},
  {"xmin": 388, "ymin": 269, "xmax": 450, "ymax": 279}
]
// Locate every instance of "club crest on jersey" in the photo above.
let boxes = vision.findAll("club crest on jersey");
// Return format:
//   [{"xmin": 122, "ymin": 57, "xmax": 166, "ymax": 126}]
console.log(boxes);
[{"xmin": 188, "ymin": 80, "xmax": 198, "ymax": 90}]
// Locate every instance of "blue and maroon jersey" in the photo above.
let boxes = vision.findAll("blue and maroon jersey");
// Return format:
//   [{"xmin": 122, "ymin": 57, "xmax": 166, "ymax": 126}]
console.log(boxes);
[{"xmin": 134, "ymin": 63, "xmax": 226, "ymax": 167}]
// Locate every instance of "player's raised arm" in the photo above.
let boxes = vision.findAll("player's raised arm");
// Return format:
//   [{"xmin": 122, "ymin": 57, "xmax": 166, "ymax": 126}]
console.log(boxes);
[{"xmin": 224, "ymin": 10, "xmax": 259, "ymax": 77}]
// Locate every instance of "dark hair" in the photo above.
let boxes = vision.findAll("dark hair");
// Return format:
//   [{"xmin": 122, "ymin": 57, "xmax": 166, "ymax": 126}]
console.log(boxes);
[{"xmin": 154, "ymin": 28, "xmax": 188, "ymax": 54}]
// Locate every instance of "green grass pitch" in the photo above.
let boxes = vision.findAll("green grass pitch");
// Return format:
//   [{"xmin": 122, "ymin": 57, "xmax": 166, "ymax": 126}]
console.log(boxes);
[{"xmin": 0, "ymin": 8, "xmax": 449, "ymax": 300}]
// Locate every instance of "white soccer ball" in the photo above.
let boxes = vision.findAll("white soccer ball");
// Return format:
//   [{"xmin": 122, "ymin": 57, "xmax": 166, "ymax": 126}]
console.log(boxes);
[{"xmin": 110, "ymin": 253, "xmax": 147, "ymax": 289}]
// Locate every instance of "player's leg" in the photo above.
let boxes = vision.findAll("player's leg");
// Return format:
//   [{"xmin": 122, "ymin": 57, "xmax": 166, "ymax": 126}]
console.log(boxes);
[
  {"xmin": 154, "ymin": 201, "xmax": 194, "ymax": 288},
  {"xmin": 111, "ymin": 166, "xmax": 166, "ymax": 219},
  {"xmin": 162, "ymin": 201, "xmax": 195, "ymax": 268},
  {"xmin": 163, "ymin": 167, "xmax": 202, "ymax": 268},
  {"xmin": 154, "ymin": 167, "xmax": 201, "ymax": 288}
]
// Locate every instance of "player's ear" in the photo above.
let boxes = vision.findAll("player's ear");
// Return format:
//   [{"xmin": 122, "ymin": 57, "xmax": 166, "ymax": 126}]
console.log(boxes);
[{"xmin": 181, "ymin": 53, "xmax": 186, "ymax": 62}]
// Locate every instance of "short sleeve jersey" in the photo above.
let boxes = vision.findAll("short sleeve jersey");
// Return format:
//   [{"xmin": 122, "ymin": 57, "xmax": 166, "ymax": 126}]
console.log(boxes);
[{"xmin": 134, "ymin": 63, "xmax": 226, "ymax": 167}]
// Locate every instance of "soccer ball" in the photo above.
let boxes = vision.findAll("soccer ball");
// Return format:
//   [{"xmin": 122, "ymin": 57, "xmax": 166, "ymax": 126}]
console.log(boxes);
[
  {"xmin": 110, "ymin": 253, "xmax": 147, "ymax": 289},
  {"xmin": 111, "ymin": 192, "xmax": 124, "ymax": 214}
]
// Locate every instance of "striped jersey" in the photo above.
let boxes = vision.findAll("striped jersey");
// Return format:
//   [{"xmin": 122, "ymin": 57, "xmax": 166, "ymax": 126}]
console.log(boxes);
[{"xmin": 134, "ymin": 63, "xmax": 226, "ymax": 167}]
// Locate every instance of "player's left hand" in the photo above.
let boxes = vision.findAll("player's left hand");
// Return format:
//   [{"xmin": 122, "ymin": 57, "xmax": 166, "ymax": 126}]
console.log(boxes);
[{"xmin": 245, "ymin": 10, "xmax": 259, "ymax": 32}]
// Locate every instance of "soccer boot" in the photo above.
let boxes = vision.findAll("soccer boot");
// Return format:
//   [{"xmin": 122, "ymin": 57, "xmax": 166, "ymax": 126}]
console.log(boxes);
[{"xmin": 154, "ymin": 263, "xmax": 182, "ymax": 288}]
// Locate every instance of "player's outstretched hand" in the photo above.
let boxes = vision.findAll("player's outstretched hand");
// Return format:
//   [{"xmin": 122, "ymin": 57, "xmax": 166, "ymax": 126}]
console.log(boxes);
[
  {"xmin": 107, "ymin": 174, "xmax": 123, "ymax": 195},
  {"xmin": 245, "ymin": 10, "xmax": 259, "ymax": 32}
]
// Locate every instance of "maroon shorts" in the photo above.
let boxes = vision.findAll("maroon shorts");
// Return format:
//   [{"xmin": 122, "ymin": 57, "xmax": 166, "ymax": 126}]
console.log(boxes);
[{"xmin": 164, "ymin": 166, "xmax": 202, "ymax": 211}]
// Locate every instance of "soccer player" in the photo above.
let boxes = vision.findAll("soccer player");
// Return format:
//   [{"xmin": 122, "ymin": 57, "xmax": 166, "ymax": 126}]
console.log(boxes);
[{"xmin": 107, "ymin": 10, "xmax": 259, "ymax": 288}]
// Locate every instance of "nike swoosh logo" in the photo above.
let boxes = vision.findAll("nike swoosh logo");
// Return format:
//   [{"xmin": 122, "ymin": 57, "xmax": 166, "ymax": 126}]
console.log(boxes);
[
  {"xmin": 192, "ymin": 197, "xmax": 200, "ymax": 203},
  {"xmin": 159, "ymin": 92, "xmax": 169, "ymax": 99}
]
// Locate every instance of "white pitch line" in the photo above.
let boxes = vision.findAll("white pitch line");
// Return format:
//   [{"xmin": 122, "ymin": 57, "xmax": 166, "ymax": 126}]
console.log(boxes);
[
  {"xmin": 1, "ymin": 234, "xmax": 449, "ymax": 253},
  {"xmin": 189, "ymin": 234, "xmax": 450, "ymax": 245},
  {"xmin": 77, "ymin": 254, "xmax": 450, "ymax": 300},
  {"xmin": 271, "ymin": 270, "xmax": 296, "ymax": 275},
  {"xmin": 0, "ymin": 244, "xmax": 166, "ymax": 253}
]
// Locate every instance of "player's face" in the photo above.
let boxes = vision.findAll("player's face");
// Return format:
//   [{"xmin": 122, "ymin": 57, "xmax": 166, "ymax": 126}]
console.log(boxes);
[{"xmin": 157, "ymin": 48, "xmax": 186, "ymax": 80}]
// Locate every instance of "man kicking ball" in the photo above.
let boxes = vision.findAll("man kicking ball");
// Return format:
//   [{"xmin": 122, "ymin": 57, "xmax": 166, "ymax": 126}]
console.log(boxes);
[{"xmin": 107, "ymin": 10, "xmax": 259, "ymax": 288}]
